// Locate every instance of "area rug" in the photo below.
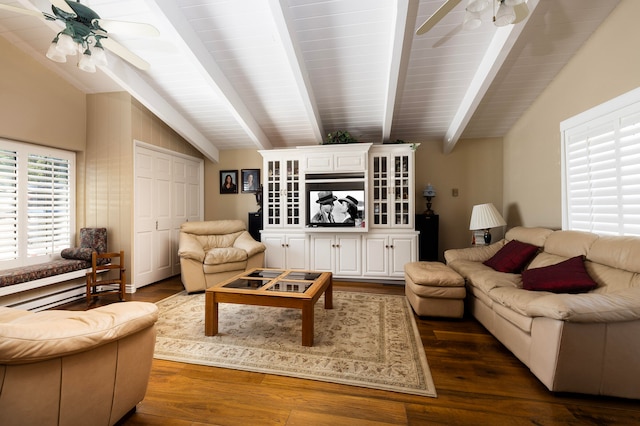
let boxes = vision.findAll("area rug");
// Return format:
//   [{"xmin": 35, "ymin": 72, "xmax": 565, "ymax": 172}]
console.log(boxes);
[{"xmin": 153, "ymin": 291, "xmax": 436, "ymax": 397}]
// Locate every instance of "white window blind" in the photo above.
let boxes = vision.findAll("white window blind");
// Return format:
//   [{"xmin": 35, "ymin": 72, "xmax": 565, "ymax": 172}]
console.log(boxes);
[
  {"xmin": 0, "ymin": 140, "xmax": 75, "ymax": 268},
  {"xmin": 0, "ymin": 149, "xmax": 18, "ymax": 262},
  {"xmin": 27, "ymin": 154, "xmax": 72, "ymax": 257},
  {"xmin": 561, "ymin": 88, "xmax": 640, "ymax": 236}
]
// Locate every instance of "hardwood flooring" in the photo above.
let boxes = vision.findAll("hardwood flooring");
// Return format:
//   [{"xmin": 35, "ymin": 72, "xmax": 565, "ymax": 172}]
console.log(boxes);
[{"xmin": 59, "ymin": 277, "xmax": 640, "ymax": 425}]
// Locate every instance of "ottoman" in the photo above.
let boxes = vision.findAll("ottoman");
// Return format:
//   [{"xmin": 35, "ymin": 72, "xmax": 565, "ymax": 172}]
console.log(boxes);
[{"xmin": 404, "ymin": 261, "xmax": 466, "ymax": 318}]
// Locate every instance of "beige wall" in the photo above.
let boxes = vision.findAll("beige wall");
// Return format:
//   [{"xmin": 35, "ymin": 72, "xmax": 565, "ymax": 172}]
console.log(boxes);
[
  {"xmin": 205, "ymin": 149, "xmax": 264, "ymax": 222},
  {"xmin": 0, "ymin": 37, "xmax": 85, "ymax": 150},
  {"xmin": 85, "ymin": 92, "xmax": 203, "ymax": 280},
  {"xmin": 504, "ymin": 0, "xmax": 640, "ymax": 228},
  {"xmin": 84, "ymin": 93, "xmax": 133, "ymax": 257},
  {"xmin": 414, "ymin": 138, "xmax": 503, "ymax": 257}
]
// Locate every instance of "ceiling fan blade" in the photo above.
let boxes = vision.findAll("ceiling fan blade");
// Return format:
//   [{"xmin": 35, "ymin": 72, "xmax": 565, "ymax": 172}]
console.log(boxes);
[
  {"xmin": 416, "ymin": 0, "xmax": 462, "ymax": 35},
  {"xmin": 49, "ymin": 0, "xmax": 75, "ymax": 16},
  {"xmin": 0, "ymin": 4, "xmax": 49, "ymax": 20},
  {"xmin": 101, "ymin": 37, "xmax": 150, "ymax": 70},
  {"xmin": 94, "ymin": 19, "xmax": 160, "ymax": 37}
]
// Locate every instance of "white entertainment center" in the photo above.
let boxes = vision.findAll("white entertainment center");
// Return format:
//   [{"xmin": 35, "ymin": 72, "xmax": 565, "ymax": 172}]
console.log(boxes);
[{"xmin": 259, "ymin": 143, "xmax": 419, "ymax": 282}]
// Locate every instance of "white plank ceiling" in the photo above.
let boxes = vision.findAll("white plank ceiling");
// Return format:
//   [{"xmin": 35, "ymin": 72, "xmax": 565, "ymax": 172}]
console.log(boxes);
[{"xmin": 0, "ymin": 0, "xmax": 620, "ymax": 162}]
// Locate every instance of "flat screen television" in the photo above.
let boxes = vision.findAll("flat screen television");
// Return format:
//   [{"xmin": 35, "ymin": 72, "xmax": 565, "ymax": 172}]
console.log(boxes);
[{"xmin": 306, "ymin": 179, "xmax": 365, "ymax": 228}]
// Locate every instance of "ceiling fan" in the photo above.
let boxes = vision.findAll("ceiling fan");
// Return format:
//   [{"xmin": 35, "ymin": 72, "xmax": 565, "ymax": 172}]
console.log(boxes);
[
  {"xmin": 0, "ymin": 0, "xmax": 159, "ymax": 71},
  {"xmin": 416, "ymin": 0, "xmax": 529, "ymax": 35}
]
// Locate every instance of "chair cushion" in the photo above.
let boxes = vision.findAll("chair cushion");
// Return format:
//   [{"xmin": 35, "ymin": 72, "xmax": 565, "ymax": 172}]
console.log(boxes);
[
  {"xmin": 80, "ymin": 227, "xmax": 107, "ymax": 253},
  {"xmin": 483, "ymin": 240, "xmax": 539, "ymax": 273},
  {"xmin": 61, "ymin": 247, "xmax": 94, "ymax": 261},
  {"xmin": 522, "ymin": 255, "xmax": 598, "ymax": 294},
  {"xmin": 204, "ymin": 247, "xmax": 248, "ymax": 265}
]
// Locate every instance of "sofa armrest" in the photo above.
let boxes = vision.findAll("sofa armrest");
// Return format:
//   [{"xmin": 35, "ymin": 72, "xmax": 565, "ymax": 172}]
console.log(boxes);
[
  {"xmin": 0, "ymin": 302, "xmax": 158, "ymax": 364},
  {"xmin": 233, "ymin": 231, "xmax": 267, "ymax": 257},
  {"xmin": 444, "ymin": 240, "xmax": 505, "ymax": 264},
  {"xmin": 178, "ymin": 232, "xmax": 205, "ymax": 262},
  {"xmin": 526, "ymin": 288, "xmax": 640, "ymax": 322}
]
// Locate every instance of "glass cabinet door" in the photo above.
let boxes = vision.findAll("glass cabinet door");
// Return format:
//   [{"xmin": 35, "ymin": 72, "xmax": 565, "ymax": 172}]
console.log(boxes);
[
  {"xmin": 265, "ymin": 157, "xmax": 301, "ymax": 228},
  {"xmin": 266, "ymin": 160, "xmax": 281, "ymax": 226},
  {"xmin": 372, "ymin": 155, "xmax": 388, "ymax": 225},
  {"xmin": 285, "ymin": 159, "xmax": 300, "ymax": 226},
  {"xmin": 393, "ymin": 154, "xmax": 410, "ymax": 226},
  {"xmin": 371, "ymin": 151, "xmax": 413, "ymax": 228}
]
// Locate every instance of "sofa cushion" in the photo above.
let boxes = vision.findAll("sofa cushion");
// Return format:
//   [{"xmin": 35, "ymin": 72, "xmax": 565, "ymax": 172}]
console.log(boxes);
[
  {"xmin": 0, "ymin": 302, "xmax": 158, "ymax": 363},
  {"xmin": 588, "ymin": 235, "xmax": 640, "ymax": 274},
  {"xmin": 483, "ymin": 240, "xmax": 539, "ymax": 273},
  {"xmin": 522, "ymin": 256, "xmax": 598, "ymax": 294},
  {"xmin": 505, "ymin": 226, "xmax": 554, "ymax": 247},
  {"xmin": 404, "ymin": 262, "xmax": 465, "ymax": 287},
  {"xmin": 204, "ymin": 247, "xmax": 248, "ymax": 265},
  {"xmin": 543, "ymin": 230, "xmax": 598, "ymax": 259},
  {"xmin": 489, "ymin": 287, "xmax": 548, "ymax": 318}
]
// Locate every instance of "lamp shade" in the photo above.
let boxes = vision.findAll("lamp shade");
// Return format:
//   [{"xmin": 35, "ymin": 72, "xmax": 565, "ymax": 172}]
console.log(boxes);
[
  {"xmin": 423, "ymin": 184, "xmax": 436, "ymax": 198},
  {"xmin": 469, "ymin": 203, "xmax": 506, "ymax": 230}
]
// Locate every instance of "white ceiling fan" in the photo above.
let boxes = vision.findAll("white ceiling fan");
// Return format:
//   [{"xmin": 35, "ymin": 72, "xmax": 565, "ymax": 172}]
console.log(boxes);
[
  {"xmin": 416, "ymin": 0, "xmax": 529, "ymax": 35},
  {"xmin": 0, "ymin": 0, "xmax": 159, "ymax": 71}
]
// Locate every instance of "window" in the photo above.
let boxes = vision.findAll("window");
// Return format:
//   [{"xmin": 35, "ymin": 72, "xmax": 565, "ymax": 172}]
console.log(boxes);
[
  {"xmin": 561, "ymin": 88, "xmax": 640, "ymax": 236},
  {"xmin": 0, "ymin": 139, "xmax": 75, "ymax": 268}
]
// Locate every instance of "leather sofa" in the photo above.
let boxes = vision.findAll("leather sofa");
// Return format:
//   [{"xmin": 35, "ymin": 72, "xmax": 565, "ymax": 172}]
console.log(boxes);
[
  {"xmin": 178, "ymin": 220, "xmax": 266, "ymax": 293},
  {"xmin": 0, "ymin": 301, "xmax": 159, "ymax": 425},
  {"xmin": 444, "ymin": 226, "xmax": 640, "ymax": 399}
]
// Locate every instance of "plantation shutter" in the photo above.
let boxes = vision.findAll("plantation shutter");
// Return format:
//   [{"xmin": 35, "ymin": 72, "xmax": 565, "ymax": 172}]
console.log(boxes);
[
  {"xmin": 562, "ymin": 89, "xmax": 640, "ymax": 237},
  {"xmin": 27, "ymin": 154, "xmax": 72, "ymax": 256},
  {"xmin": 0, "ymin": 149, "xmax": 19, "ymax": 261}
]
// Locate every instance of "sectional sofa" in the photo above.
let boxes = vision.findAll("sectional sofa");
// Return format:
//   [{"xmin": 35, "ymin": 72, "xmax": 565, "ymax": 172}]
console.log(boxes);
[{"xmin": 444, "ymin": 226, "xmax": 640, "ymax": 399}]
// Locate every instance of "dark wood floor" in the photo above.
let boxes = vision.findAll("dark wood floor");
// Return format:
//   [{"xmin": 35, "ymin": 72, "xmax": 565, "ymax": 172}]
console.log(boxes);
[{"xmin": 60, "ymin": 276, "xmax": 640, "ymax": 425}]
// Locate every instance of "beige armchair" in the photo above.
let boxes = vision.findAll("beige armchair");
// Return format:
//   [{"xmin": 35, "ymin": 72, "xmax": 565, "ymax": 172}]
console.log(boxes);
[
  {"xmin": 178, "ymin": 220, "xmax": 266, "ymax": 293},
  {"xmin": 0, "ymin": 301, "xmax": 158, "ymax": 426}
]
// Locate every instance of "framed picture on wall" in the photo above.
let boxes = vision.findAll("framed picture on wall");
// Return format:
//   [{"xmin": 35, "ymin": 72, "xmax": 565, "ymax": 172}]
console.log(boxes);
[
  {"xmin": 241, "ymin": 169, "xmax": 260, "ymax": 193},
  {"xmin": 220, "ymin": 170, "xmax": 238, "ymax": 194}
]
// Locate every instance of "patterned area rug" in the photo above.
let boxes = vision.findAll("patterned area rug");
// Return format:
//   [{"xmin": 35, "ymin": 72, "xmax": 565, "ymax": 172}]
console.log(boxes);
[{"xmin": 154, "ymin": 291, "xmax": 436, "ymax": 397}]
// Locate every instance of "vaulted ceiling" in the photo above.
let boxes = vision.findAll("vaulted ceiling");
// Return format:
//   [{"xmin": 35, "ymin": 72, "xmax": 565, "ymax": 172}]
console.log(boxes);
[{"xmin": 0, "ymin": 0, "xmax": 620, "ymax": 162}]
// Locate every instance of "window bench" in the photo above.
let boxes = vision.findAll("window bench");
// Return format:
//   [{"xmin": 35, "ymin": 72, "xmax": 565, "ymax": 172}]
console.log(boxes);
[
  {"xmin": 0, "ymin": 259, "xmax": 91, "ymax": 288},
  {"xmin": 0, "ymin": 259, "xmax": 91, "ymax": 310}
]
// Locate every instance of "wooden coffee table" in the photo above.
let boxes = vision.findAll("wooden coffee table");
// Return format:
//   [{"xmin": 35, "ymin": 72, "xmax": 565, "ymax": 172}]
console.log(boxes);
[{"xmin": 204, "ymin": 268, "xmax": 333, "ymax": 346}]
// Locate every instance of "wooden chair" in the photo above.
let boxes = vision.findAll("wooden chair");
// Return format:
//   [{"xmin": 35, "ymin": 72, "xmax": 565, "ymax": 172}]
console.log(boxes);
[{"xmin": 86, "ymin": 250, "xmax": 126, "ymax": 306}]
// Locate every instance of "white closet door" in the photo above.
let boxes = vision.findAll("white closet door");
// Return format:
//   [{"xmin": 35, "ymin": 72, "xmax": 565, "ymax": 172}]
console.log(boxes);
[
  {"xmin": 172, "ymin": 156, "xmax": 202, "ymax": 275},
  {"xmin": 134, "ymin": 145, "xmax": 203, "ymax": 288}
]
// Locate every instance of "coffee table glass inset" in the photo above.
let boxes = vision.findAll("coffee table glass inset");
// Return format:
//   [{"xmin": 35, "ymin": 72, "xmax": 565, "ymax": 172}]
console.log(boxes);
[{"xmin": 204, "ymin": 268, "xmax": 333, "ymax": 346}]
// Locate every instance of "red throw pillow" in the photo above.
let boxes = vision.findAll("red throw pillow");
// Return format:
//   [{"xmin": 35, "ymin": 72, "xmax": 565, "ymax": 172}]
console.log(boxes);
[
  {"xmin": 483, "ymin": 240, "xmax": 539, "ymax": 273},
  {"xmin": 522, "ymin": 256, "xmax": 598, "ymax": 293}
]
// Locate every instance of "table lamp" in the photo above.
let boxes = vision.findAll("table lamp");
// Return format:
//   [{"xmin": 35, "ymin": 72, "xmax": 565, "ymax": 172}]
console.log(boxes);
[
  {"xmin": 423, "ymin": 184, "xmax": 436, "ymax": 216},
  {"xmin": 469, "ymin": 203, "xmax": 506, "ymax": 244}
]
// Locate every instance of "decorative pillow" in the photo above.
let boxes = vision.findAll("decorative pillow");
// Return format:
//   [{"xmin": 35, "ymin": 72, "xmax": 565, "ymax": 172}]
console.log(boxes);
[
  {"xmin": 522, "ymin": 255, "xmax": 598, "ymax": 293},
  {"xmin": 483, "ymin": 240, "xmax": 539, "ymax": 273},
  {"xmin": 61, "ymin": 247, "xmax": 94, "ymax": 261}
]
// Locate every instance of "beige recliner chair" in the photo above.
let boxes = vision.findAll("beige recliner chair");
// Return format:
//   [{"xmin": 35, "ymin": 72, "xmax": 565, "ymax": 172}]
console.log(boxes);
[
  {"xmin": 0, "ymin": 301, "xmax": 158, "ymax": 426},
  {"xmin": 178, "ymin": 220, "xmax": 266, "ymax": 293}
]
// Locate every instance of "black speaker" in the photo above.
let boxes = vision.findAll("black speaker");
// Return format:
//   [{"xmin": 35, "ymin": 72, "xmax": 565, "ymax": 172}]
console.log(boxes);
[
  {"xmin": 415, "ymin": 214, "xmax": 439, "ymax": 261},
  {"xmin": 248, "ymin": 211, "xmax": 263, "ymax": 242}
]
